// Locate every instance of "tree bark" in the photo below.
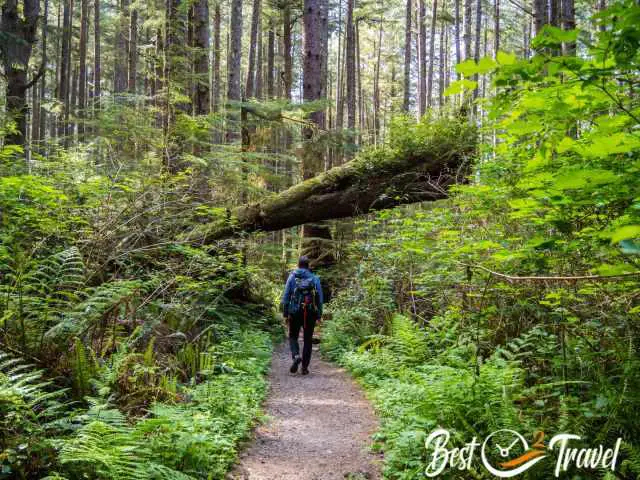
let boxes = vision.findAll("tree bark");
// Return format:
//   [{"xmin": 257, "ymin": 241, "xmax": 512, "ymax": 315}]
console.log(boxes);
[
  {"xmin": 256, "ymin": 17, "xmax": 264, "ymax": 99},
  {"xmin": 1, "ymin": 0, "xmax": 42, "ymax": 147},
  {"xmin": 438, "ymin": 13, "xmax": 445, "ymax": 107},
  {"xmin": 463, "ymin": 0, "xmax": 472, "ymax": 60},
  {"xmin": 78, "ymin": 0, "xmax": 89, "ymax": 138},
  {"xmin": 494, "ymin": 0, "xmax": 500, "ymax": 55},
  {"xmin": 418, "ymin": 0, "xmax": 427, "ymax": 116},
  {"xmin": 212, "ymin": 4, "xmax": 221, "ymax": 112},
  {"xmin": 533, "ymin": 0, "xmax": 547, "ymax": 35},
  {"xmin": 227, "ymin": 0, "xmax": 242, "ymax": 142},
  {"xmin": 561, "ymin": 0, "xmax": 575, "ymax": 55},
  {"xmin": 472, "ymin": 0, "xmax": 481, "ymax": 103},
  {"xmin": 94, "ymin": 0, "xmax": 101, "ymax": 114},
  {"xmin": 192, "ymin": 0, "xmax": 210, "ymax": 114},
  {"xmin": 114, "ymin": 0, "xmax": 129, "ymax": 93},
  {"xmin": 283, "ymin": 4, "xmax": 293, "ymax": 101},
  {"xmin": 192, "ymin": 121, "xmax": 476, "ymax": 242},
  {"xmin": 403, "ymin": 0, "xmax": 412, "ymax": 112},
  {"xmin": 302, "ymin": 0, "xmax": 332, "ymax": 267},
  {"xmin": 267, "ymin": 22, "xmax": 275, "ymax": 98},
  {"xmin": 454, "ymin": 0, "xmax": 461, "ymax": 78},
  {"xmin": 58, "ymin": 0, "xmax": 73, "ymax": 143},
  {"xmin": 128, "ymin": 7, "xmax": 138, "ymax": 93},
  {"xmin": 245, "ymin": 0, "xmax": 261, "ymax": 98},
  {"xmin": 335, "ymin": 0, "xmax": 344, "ymax": 129},
  {"xmin": 427, "ymin": 0, "xmax": 438, "ymax": 108},
  {"xmin": 346, "ymin": 0, "xmax": 356, "ymax": 130},
  {"xmin": 37, "ymin": 0, "xmax": 50, "ymax": 147},
  {"xmin": 373, "ymin": 18, "xmax": 382, "ymax": 141},
  {"xmin": 550, "ymin": 0, "xmax": 560, "ymax": 27}
]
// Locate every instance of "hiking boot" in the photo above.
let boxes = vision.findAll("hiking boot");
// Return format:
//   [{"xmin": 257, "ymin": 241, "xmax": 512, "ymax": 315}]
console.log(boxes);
[
  {"xmin": 301, "ymin": 367, "xmax": 309, "ymax": 375},
  {"xmin": 290, "ymin": 356, "xmax": 301, "ymax": 373}
]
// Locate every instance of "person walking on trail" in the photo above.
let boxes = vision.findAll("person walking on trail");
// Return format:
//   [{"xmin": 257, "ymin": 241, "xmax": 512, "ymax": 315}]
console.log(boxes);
[{"xmin": 281, "ymin": 255, "xmax": 323, "ymax": 375}]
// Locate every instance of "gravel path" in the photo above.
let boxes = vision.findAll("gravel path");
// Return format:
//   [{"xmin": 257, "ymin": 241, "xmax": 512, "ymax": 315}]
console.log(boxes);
[{"xmin": 230, "ymin": 340, "xmax": 382, "ymax": 480}]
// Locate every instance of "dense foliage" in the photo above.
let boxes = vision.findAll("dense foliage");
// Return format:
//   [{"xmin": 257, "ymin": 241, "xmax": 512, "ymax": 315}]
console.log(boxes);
[
  {"xmin": 322, "ymin": 2, "xmax": 640, "ymax": 478},
  {"xmin": 0, "ymin": 108, "xmax": 280, "ymax": 478}
]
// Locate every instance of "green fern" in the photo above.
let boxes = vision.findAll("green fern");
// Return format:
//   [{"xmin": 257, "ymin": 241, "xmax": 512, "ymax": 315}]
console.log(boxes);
[
  {"xmin": 0, "ymin": 350, "xmax": 69, "ymax": 478},
  {"xmin": 0, "ymin": 247, "xmax": 84, "ymax": 350},
  {"xmin": 59, "ymin": 420, "xmax": 195, "ymax": 480},
  {"xmin": 46, "ymin": 279, "xmax": 144, "ymax": 342}
]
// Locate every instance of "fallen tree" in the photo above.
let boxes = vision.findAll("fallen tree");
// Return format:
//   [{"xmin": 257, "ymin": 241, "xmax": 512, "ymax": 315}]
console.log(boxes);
[{"xmin": 188, "ymin": 117, "xmax": 477, "ymax": 243}]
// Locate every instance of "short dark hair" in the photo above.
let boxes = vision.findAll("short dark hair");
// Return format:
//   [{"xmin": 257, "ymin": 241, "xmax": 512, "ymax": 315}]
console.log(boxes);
[{"xmin": 298, "ymin": 255, "xmax": 310, "ymax": 269}]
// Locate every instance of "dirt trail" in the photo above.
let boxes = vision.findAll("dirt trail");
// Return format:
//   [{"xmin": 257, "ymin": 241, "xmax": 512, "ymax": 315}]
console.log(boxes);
[{"xmin": 230, "ymin": 341, "xmax": 382, "ymax": 480}]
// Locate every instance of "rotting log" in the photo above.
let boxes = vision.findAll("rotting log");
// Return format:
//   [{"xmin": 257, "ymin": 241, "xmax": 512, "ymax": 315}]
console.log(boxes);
[{"xmin": 188, "ymin": 119, "xmax": 477, "ymax": 243}]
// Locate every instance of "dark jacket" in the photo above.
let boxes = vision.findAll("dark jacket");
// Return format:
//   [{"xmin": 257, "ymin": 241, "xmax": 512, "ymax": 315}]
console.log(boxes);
[{"xmin": 281, "ymin": 268, "xmax": 324, "ymax": 317}]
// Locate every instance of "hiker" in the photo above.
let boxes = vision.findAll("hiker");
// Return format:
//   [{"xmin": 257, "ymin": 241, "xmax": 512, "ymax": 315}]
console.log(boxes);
[{"xmin": 281, "ymin": 255, "xmax": 323, "ymax": 375}]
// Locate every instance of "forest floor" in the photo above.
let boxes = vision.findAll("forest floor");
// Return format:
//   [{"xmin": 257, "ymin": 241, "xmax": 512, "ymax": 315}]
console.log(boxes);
[{"xmin": 230, "ymin": 339, "xmax": 382, "ymax": 480}]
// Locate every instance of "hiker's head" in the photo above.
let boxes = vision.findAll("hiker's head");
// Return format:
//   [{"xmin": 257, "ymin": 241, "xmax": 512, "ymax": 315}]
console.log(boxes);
[{"xmin": 298, "ymin": 255, "xmax": 310, "ymax": 269}]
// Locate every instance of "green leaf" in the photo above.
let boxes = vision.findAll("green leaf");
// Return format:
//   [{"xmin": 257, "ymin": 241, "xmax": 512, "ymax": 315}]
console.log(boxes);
[
  {"xmin": 455, "ymin": 57, "xmax": 497, "ymax": 77},
  {"xmin": 455, "ymin": 59, "xmax": 479, "ymax": 76},
  {"xmin": 595, "ymin": 263, "xmax": 637, "ymax": 275},
  {"xmin": 553, "ymin": 169, "xmax": 617, "ymax": 190},
  {"xmin": 496, "ymin": 51, "xmax": 516, "ymax": 65},
  {"xmin": 610, "ymin": 225, "xmax": 640, "ymax": 244},
  {"xmin": 477, "ymin": 57, "xmax": 498, "ymax": 73},
  {"xmin": 556, "ymin": 137, "xmax": 575, "ymax": 153},
  {"xmin": 443, "ymin": 79, "xmax": 478, "ymax": 96}
]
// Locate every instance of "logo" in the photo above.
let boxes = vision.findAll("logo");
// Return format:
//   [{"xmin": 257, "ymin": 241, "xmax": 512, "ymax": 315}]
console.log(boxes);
[
  {"xmin": 480, "ymin": 430, "xmax": 546, "ymax": 478},
  {"xmin": 424, "ymin": 428, "xmax": 622, "ymax": 478}
]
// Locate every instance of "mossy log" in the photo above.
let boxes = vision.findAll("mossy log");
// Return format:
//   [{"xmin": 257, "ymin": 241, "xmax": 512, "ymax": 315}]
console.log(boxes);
[{"xmin": 190, "ymin": 119, "xmax": 476, "ymax": 242}]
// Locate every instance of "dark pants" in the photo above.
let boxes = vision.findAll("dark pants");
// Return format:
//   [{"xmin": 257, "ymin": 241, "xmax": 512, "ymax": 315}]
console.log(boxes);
[{"xmin": 288, "ymin": 312, "xmax": 316, "ymax": 369}]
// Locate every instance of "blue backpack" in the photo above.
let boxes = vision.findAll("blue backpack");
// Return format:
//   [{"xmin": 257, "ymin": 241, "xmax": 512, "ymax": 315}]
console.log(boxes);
[{"xmin": 288, "ymin": 274, "xmax": 318, "ymax": 317}]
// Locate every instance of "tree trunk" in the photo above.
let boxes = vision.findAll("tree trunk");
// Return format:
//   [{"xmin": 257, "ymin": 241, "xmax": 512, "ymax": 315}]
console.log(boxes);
[
  {"xmin": 128, "ymin": 7, "xmax": 138, "ymax": 93},
  {"xmin": 523, "ymin": 16, "xmax": 530, "ymax": 58},
  {"xmin": 346, "ymin": 0, "xmax": 356, "ymax": 131},
  {"xmin": 57, "ymin": 0, "xmax": 73, "ymax": 143},
  {"xmin": 403, "ymin": 0, "xmax": 412, "ymax": 112},
  {"xmin": 494, "ymin": 0, "xmax": 500, "ymax": 55},
  {"xmin": 438, "ymin": 14, "xmax": 445, "ymax": 107},
  {"xmin": 302, "ymin": 0, "xmax": 333, "ymax": 268},
  {"xmin": 463, "ymin": 0, "xmax": 472, "ymax": 60},
  {"xmin": 78, "ymin": 0, "xmax": 89, "ymax": 138},
  {"xmin": 267, "ymin": 22, "xmax": 275, "ymax": 98},
  {"xmin": 373, "ymin": 18, "xmax": 382, "ymax": 141},
  {"xmin": 245, "ymin": 0, "xmax": 261, "ymax": 98},
  {"xmin": 550, "ymin": 0, "xmax": 560, "ymax": 27},
  {"xmin": 1, "ymin": 0, "xmax": 42, "ymax": 147},
  {"xmin": 335, "ymin": 0, "xmax": 344, "ymax": 129},
  {"xmin": 454, "ymin": 0, "xmax": 461, "ymax": 78},
  {"xmin": 227, "ymin": 0, "xmax": 242, "ymax": 141},
  {"xmin": 533, "ymin": 0, "xmax": 547, "ymax": 35},
  {"xmin": 426, "ymin": 0, "xmax": 438, "ymax": 108},
  {"xmin": 94, "ymin": 0, "xmax": 101, "ymax": 114},
  {"xmin": 38, "ymin": 0, "xmax": 49, "ymax": 146},
  {"xmin": 212, "ymin": 4, "xmax": 221, "ymax": 112},
  {"xmin": 356, "ymin": 21, "xmax": 364, "ymax": 140},
  {"xmin": 283, "ymin": 4, "xmax": 293, "ymax": 101},
  {"xmin": 418, "ymin": 0, "xmax": 427, "ymax": 116},
  {"xmin": 472, "ymin": 0, "xmax": 481, "ymax": 103},
  {"xmin": 194, "ymin": 121, "xmax": 476, "ymax": 242},
  {"xmin": 561, "ymin": 0, "xmax": 575, "ymax": 55},
  {"xmin": 114, "ymin": 0, "xmax": 129, "ymax": 93},
  {"xmin": 70, "ymin": 64, "xmax": 78, "ymax": 139},
  {"xmin": 255, "ymin": 17, "xmax": 264, "ymax": 99},
  {"xmin": 192, "ymin": 0, "xmax": 209, "ymax": 114}
]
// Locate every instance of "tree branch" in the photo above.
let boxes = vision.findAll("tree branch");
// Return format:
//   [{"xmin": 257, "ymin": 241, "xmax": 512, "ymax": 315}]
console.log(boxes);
[
  {"xmin": 459, "ymin": 262, "xmax": 640, "ymax": 283},
  {"xmin": 184, "ymin": 121, "xmax": 476, "ymax": 242}
]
